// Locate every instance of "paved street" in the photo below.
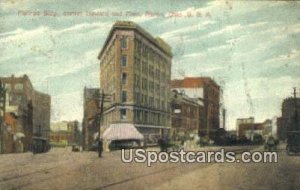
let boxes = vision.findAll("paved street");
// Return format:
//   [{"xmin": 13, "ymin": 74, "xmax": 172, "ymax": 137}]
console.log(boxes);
[{"xmin": 0, "ymin": 144, "xmax": 299, "ymax": 190}]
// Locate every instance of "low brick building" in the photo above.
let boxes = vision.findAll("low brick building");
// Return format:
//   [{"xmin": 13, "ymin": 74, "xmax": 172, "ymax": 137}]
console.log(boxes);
[
  {"xmin": 1, "ymin": 113, "xmax": 18, "ymax": 153},
  {"xmin": 0, "ymin": 75, "xmax": 51, "ymax": 152},
  {"xmin": 170, "ymin": 90, "xmax": 201, "ymax": 140},
  {"xmin": 50, "ymin": 121, "xmax": 81, "ymax": 147},
  {"xmin": 238, "ymin": 123, "xmax": 264, "ymax": 140},
  {"xmin": 49, "ymin": 130, "xmax": 71, "ymax": 147},
  {"xmin": 171, "ymin": 77, "xmax": 220, "ymax": 140}
]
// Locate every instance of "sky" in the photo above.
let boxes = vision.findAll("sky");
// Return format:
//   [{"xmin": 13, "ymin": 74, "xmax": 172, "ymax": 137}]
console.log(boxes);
[{"xmin": 0, "ymin": 0, "xmax": 300, "ymax": 130}]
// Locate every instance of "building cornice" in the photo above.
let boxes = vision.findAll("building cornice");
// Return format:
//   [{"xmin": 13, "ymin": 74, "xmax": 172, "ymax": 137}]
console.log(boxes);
[{"xmin": 98, "ymin": 21, "xmax": 172, "ymax": 60}]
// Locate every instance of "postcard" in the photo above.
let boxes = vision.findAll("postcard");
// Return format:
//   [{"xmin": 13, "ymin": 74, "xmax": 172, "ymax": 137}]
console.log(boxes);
[{"xmin": 0, "ymin": 0, "xmax": 299, "ymax": 189}]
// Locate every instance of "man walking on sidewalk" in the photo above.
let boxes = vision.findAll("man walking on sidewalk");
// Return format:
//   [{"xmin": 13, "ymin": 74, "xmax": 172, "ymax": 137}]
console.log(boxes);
[{"xmin": 98, "ymin": 138, "xmax": 103, "ymax": 158}]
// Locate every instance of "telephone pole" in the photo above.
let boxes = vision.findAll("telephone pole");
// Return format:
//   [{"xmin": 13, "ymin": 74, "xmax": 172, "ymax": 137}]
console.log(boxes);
[
  {"xmin": 97, "ymin": 90, "xmax": 112, "ymax": 137},
  {"xmin": 96, "ymin": 90, "xmax": 111, "ymax": 156},
  {"xmin": 293, "ymin": 87, "xmax": 298, "ymax": 131},
  {"xmin": 98, "ymin": 89, "xmax": 105, "ymax": 139}
]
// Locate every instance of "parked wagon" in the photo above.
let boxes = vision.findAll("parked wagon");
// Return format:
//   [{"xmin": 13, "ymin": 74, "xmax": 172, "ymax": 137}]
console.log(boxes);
[
  {"xmin": 32, "ymin": 136, "xmax": 51, "ymax": 154},
  {"xmin": 286, "ymin": 131, "xmax": 300, "ymax": 155}
]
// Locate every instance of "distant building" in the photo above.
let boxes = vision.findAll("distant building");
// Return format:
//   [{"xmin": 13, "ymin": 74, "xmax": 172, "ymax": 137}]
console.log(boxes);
[
  {"xmin": 82, "ymin": 87, "xmax": 100, "ymax": 150},
  {"xmin": 236, "ymin": 117, "xmax": 255, "ymax": 137},
  {"xmin": 98, "ymin": 21, "xmax": 172, "ymax": 145},
  {"xmin": 67, "ymin": 120, "xmax": 81, "ymax": 145},
  {"xmin": 49, "ymin": 130, "xmax": 70, "ymax": 147},
  {"xmin": 277, "ymin": 97, "xmax": 300, "ymax": 140},
  {"xmin": 50, "ymin": 120, "xmax": 81, "ymax": 147},
  {"xmin": 171, "ymin": 77, "xmax": 220, "ymax": 140},
  {"xmin": 236, "ymin": 117, "xmax": 255, "ymax": 128},
  {"xmin": 277, "ymin": 117, "xmax": 285, "ymax": 140},
  {"xmin": 271, "ymin": 117, "xmax": 279, "ymax": 139},
  {"xmin": 170, "ymin": 90, "xmax": 200, "ymax": 140},
  {"xmin": 262, "ymin": 119, "xmax": 272, "ymax": 137},
  {"xmin": 238, "ymin": 123, "xmax": 263, "ymax": 140},
  {"xmin": 51, "ymin": 121, "xmax": 69, "ymax": 132},
  {"xmin": 0, "ymin": 75, "xmax": 51, "ymax": 153},
  {"xmin": 226, "ymin": 130, "xmax": 237, "ymax": 140}
]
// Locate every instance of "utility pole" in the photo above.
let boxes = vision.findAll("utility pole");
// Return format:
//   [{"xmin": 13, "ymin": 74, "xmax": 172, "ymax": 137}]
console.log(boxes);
[
  {"xmin": 293, "ymin": 87, "xmax": 298, "ymax": 131},
  {"xmin": 0, "ymin": 81, "xmax": 6, "ymax": 154},
  {"xmin": 98, "ymin": 89, "xmax": 105, "ymax": 139},
  {"xmin": 222, "ymin": 108, "xmax": 226, "ymax": 130},
  {"xmin": 97, "ymin": 89, "xmax": 111, "ymax": 157}
]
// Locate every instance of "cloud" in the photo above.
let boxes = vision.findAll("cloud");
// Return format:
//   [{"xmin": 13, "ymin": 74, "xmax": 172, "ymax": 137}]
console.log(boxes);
[
  {"xmin": 44, "ymin": 49, "xmax": 99, "ymax": 80},
  {"xmin": 0, "ymin": 22, "xmax": 111, "ymax": 44},
  {"xmin": 182, "ymin": 52, "xmax": 205, "ymax": 59},
  {"xmin": 207, "ymin": 24, "xmax": 241, "ymax": 37},
  {"xmin": 204, "ymin": 21, "xmax": 268, "ymax": 39},
  {"xmin": 169, "ymin": 0, "xmax": 286, "ymax": 22},
  {"xmin": 264, "ymin": 49, "xmax": 300, "ymax": 67},
  {"xmin": 224, "ymin": 76, "xmax": 300, "ymax": 129},
  {"xmin": 0, "ymin": 26, "xmax": 49, "ymax": 43},
  {"xmin": 0, "ymin": 0, "xmax": 32, "ymax": 11},
  {"xmin": 182, "ymin": 43, "xmax": 230, "ymax": 60},
  {"xmin": 54, "ymin": 22, "xmax": 111, "ymax": 35},
  {"xmin": 160, "ymin": 20, "xmax": 215, "ymax": 40},
  {"xmin": 1, "ymin": 1, "xmax": 299, "ymax": 125},
  {"xmin": 51, "ymin": 91, "xmax": 83, "ymax": 122},
  {"xmin": 131, "ymin": 14, "xmax": 159, "ymax": 24}
]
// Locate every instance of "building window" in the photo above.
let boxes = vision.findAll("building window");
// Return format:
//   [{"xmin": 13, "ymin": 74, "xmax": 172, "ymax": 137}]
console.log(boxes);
[
  {"xmin": 137, "ymin": 110, "xmax": 141, "ymax": 122},
  {"xmin": 145, "ymin": 111, "xmax": 148, "ymax": 123},
  {"xmin": 112, "ymin": 93, "xmax": 115, "ymax": 102},
  {"xmin": 15, "ymin": 83, "xmax": 23, "ymax": 91},
  {"xmin": 142, "ymin": 61, "xmax": 148, "ymax": 74},
  {"xmin": 161, "ymin": 101, "xmax": 165, "ymax": 110},
  {"xmin": 155, "ymin": 84, "xmax": 159, "ymax": 92},
  {"xmin": 121, "ymin": 91, "xmax": 127, "ymax": 102},
  {"xmin": 121, "ymin": 55, "xmax": 127, "ymax": 67},
  {"xmin": 156, "ymin": 98, "xmax": 160, "ymax": 108},
  {"xmin": 149, "ymin": 65, "xmax": 154, "ymax": 77},
  {"xmin": 120, "ymin": 109, "xmax": 127, "ymax": 119},
  {"xmin": 134, "ymin": 74, "xmax": 140, "ymax": 88},
  {"xmin": 15, "ymin": 95, "xmax": 23, "ymax": 104},
  {"xmin": 121, "ymin": 36, "xmax": 128, "ymax": 49},
  {"xmin": 149, "ymin": 97, "xmax": 154, "ymax": 107},
  {"xmin": 142, "ymin": 78, "xmax": 147, "ymax": 90},
  {"xmin": 144, "ymin": 95, "xmax": 148, "ymax": 106},
  {"xmin": 5, "ymin": 84, "xmax": 11, "ymax": 92},
  {"xmin": 122, "ymin": 73, "xmax": 127, "ymax": 85},
  {"xmin": 136, "ymin": 92, "xmax": 140, "ymax": 104}
]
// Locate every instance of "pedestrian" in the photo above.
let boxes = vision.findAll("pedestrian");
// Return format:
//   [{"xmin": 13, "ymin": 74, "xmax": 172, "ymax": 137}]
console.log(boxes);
[
  {"xmin": 267, "ymin": 136, "xmax": 276, "ymax": 151},
  {"xmin": 98, "ymin": 138, "xmax": 103, "ymax": 158},
  {"xmin": 181, "ymin": 138, "xmax": 184, "ymax": 146},
  {"xmin": 159, "ymin": 138, "xmax": 162, "ymax": 152},
  {"xmin": 158, "ymin": 138, "xmax": 167, "ymax": 152}
]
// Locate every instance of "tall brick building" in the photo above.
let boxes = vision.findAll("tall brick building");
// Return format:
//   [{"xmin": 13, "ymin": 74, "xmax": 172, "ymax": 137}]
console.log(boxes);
[
  {"xmin": 98, "ymin": 21, "xmax": 172, "ymax": 145},
  {"xmin": 171, "ymin": 77, "xmax": 220, "ymax": 140},
  {"xmin": 82, "ymin": 87, "xmax": 100, "ymax": 150},
  {"xmin": 0, "ymin": 75, "xmax": 51, "ymax": 152}
]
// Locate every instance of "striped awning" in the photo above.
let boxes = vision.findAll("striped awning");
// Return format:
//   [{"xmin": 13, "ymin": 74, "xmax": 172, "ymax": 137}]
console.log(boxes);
[{"xmin": 102, "ymin": 123, "xmax": 144, "ymax": 141}]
